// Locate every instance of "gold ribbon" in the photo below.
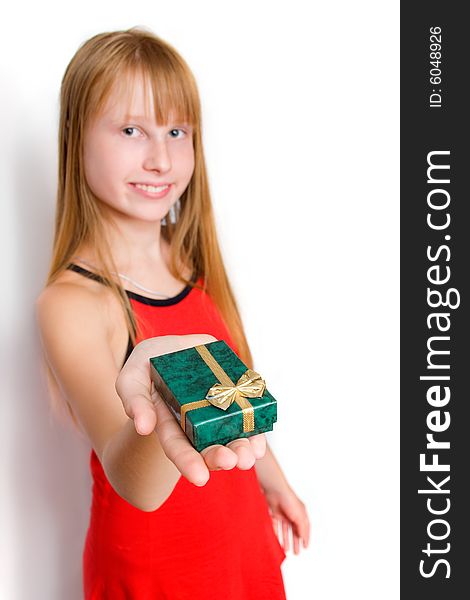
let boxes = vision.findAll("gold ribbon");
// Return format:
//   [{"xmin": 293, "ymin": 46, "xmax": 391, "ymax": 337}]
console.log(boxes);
[{"xmin": 179, "ymin": 344, "xmax": 266, "ymax": 434}]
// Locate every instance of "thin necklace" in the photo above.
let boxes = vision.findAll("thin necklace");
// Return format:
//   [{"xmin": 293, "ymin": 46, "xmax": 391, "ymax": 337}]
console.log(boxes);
[{"xmin": 73, "ymin": 256, "xmax": 172, "ymax": 299}]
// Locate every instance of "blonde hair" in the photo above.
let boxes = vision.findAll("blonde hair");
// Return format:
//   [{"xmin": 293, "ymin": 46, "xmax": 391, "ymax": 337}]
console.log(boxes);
[{"xmin": 44, "ymin": 26, "xmax": 254, "ymax": 427}]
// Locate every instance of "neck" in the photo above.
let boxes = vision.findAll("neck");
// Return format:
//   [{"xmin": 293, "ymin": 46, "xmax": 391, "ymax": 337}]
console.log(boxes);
[{"xmin": 78, "ymin": 209, "xmax": 170, "ymax": 271}]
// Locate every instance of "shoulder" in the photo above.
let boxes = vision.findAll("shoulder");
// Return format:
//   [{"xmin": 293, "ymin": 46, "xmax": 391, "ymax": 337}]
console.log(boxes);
[
  {"xmin": 36, "ymin": 268, "xmax": 120, "ymax": 336},
  {"xmin": 35, "ymin": 278, "xmax": 112, "ymax": 390},
  {"xmin": 35, "ymin": 273, "xmax": 130, "ymax": 458},
  {"xmin": 36, "ymin": 278, "xmax": 106, "ymax": 335},
  {"xmin": 35, "ymin": 270, "xmax": 130, "ymax": 376}
]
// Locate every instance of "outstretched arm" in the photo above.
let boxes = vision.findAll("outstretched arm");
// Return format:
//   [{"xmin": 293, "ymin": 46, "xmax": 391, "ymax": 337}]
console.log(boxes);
[{"xmin": 36, "ymin": 284, "xmax": 266, "ymax": 512}]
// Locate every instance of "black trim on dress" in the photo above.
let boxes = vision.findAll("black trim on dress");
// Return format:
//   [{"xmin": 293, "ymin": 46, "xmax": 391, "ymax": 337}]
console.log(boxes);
[{"xmin": 66, "ymin": 262, "xmax": 198, "ymax": 368}]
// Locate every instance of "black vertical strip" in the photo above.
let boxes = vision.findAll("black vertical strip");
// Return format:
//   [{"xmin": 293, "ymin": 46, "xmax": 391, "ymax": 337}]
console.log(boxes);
[{"xmin": 401, "ymin": 4, "xmax": 469, "ymax": 597}]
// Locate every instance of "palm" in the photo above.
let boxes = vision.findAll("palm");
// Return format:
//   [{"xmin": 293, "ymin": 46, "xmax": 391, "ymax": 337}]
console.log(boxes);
[{"xmin": 115, "ymin": 334, "xmax": 267, "ymax": 487}]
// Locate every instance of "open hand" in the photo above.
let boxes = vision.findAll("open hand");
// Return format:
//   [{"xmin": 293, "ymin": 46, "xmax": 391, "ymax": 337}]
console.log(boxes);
[
  {"xmin": 115, "ymin": 334, "xmax": 267, "ymax": 487},
  {"xmin": 265, "ymin": 485, "xmax": 310, "ymax": 555}
]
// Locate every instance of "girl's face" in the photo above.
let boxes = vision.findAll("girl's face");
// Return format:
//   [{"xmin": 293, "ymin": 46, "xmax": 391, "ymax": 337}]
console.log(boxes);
[{"xmin": 83, "ymin": 74, "xmax": 195, "ymax": 224}]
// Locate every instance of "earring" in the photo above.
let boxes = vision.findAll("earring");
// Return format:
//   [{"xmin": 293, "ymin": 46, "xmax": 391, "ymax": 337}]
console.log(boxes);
[{"xmin": 162, "ymin": 197, "xmax": 181, "ymax": 226}]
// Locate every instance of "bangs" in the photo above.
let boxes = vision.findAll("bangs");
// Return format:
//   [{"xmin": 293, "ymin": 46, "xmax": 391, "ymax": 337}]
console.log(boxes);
[{"xmin": 93, "ymin": 58, "xmax": 199, "ymax": 129}]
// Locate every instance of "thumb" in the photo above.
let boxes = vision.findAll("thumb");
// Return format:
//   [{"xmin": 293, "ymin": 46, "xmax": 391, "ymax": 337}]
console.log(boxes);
[
  {"xmin": 115, "ymin": 369, "xmax": 158, "ymax": 435},
  {"xmin": 127, "ymin": 393, "xmax": 158, "ymax": 435}
]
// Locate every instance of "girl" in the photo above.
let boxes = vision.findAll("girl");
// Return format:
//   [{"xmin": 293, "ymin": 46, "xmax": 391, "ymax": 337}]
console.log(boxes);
[{"xmin": 36, "ymin": 27, "xmax": 310, "ymax": 599}]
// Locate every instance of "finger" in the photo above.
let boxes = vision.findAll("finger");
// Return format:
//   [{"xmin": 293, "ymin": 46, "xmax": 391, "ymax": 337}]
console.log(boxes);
[
  {"xmin": 116, "ymin": 386, "xmax": 156, "ymax": 435},
  {"xmin": 293, "ymin": 533, "xmax": 300, "ymax": 555},
  {"xmin": 115, "ymin": 362, "xmax": 155, "ymax": 430},
  {"xmin": 116, "ymin": 335, "xmax": 218, "ymax": 435},
  {"xmin": 271, "ymin": 515, "xmax": 277, "ymax": 538},
  {"xmin": 153, "ymin": 399, "xmax": 210, "ymax": 487},
  {"xmin": 226, "ymin": 438, "xmax": 256, "ymax": 470},
  {"xmin": 116, "ymin": 337, "xmax": 182, "ymax": 414},
  {"xmin": 282, "ymin": 519, "xmax": 290, "ymax": 553},
  {"xmin": 272, "ymin": 517, "xmax": 280, "ymax": 543},
  {"xmin": 303, "ymin": 520, "xmax": 311, "ymax": 547},
  {"xmin": 247, "ymin": 433, "xmax": 267, "ymax": 459},
  {"xmin": 131, "ymin": 395, "xmax": 158, "ymax": 435},
  {"xmin": 200, "ymin": 444, "xmax": 239, "ymax": 471},
  {"xmin": 274, "ymin": 516, "xmax": 283, "ymax": 545},
  {"xmin": 299, "ymin": 512, "xmax": 311, "ymax": 547}
]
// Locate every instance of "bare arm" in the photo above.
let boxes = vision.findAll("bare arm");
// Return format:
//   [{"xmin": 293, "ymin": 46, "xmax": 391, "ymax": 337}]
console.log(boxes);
[
  {"xmin": 255, "ymin": 442, "xmax": 290, "ymax": 494},
  {"xmin": 102, "ymin": 418, "xmax": 182, "ymax": 510},
  {"xmin": 36, "ymin": 284, "xmax": 267, "ymax": 512},
  {"xmin": 36, "ymin": 283, "xmax": 182, "ymax": 510}
]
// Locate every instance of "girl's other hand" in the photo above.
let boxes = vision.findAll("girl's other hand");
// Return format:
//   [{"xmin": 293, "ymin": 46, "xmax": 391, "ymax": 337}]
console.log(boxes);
[
  {"xmin": 265, "ymin": 486, "xmax": 311, "ymax": 555},
  {"xmin": 115, "ymin": 335, "xmax": 267, "ymax": 487}
]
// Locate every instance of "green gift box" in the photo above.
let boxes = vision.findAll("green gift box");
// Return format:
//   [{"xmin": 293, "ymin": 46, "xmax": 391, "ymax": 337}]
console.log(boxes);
[{"xmin": 149, "ymin": 340, "xmax": 277, "ymax": 452}]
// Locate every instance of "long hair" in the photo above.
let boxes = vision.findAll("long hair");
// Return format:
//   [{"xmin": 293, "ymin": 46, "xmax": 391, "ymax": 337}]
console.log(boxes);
[{"xmin": 44, "ymin": 27, "xmax": 254, "ymax": 426}]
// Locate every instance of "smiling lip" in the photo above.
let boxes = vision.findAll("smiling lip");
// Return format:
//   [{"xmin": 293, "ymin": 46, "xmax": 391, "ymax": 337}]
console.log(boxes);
[
  {"xmin": 129, "ymin": 182, "xmax": 172, "ymax": 199},
  {"xmin": 132, "ymin": 182, "xmax": 172, "ymax": 186}
]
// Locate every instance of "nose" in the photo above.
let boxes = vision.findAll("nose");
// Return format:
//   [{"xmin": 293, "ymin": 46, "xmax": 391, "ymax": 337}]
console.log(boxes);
[{"xmin": 143, "ymin": 137, "xmax": 171, "ymax": 173}]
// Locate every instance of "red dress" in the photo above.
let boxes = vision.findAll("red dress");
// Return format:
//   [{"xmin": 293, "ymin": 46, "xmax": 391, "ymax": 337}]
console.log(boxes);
[{"xmin": 67, "ymin": 265, "xmax": 286, "ymax": 599}]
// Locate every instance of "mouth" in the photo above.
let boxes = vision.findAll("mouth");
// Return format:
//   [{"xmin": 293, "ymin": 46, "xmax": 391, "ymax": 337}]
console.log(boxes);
[{"xmin": 129, "ymin": 182, "xmax": 172, "ymax": 199}]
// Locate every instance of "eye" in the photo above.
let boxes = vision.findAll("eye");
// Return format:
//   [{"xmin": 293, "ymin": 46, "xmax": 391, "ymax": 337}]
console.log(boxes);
[
  {"xmin": 122, "ymin": 126, "xmax": 141, "ymax": 137},
  {"xmin": 169, "ymin": 128, "xmax": 186, "ymax": 139}
]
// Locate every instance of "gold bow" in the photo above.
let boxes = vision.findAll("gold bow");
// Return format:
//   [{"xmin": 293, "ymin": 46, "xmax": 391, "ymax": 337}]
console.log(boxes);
[
  {"xmin": 179, "ymin": 344, "xmax": 267, "ymax": 434},
  {"xmin": 205, "ymin": 369, "xmax": 266, "ymax": 410}
]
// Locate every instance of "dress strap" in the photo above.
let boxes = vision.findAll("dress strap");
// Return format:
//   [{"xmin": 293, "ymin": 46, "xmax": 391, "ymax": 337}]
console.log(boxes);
[
  {"xmin": 123, "ymin": 335, "xmax": 134, "ymax": 367},
  {"xmin": 67, "ymin": 263, "xmax": 134, "ymax": 368},
  {"xmin": 66, "ymin": 263, "xmax": 109, "ymax": 286}
]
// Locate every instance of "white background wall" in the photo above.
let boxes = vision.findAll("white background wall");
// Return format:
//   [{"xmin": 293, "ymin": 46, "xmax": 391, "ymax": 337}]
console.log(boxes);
[{"xmin": 0, "ymin": 1, "xmax": 399, "ymax": 598}]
